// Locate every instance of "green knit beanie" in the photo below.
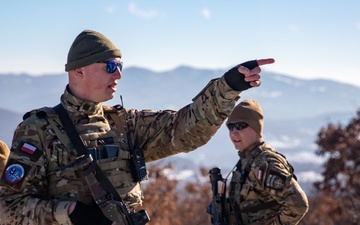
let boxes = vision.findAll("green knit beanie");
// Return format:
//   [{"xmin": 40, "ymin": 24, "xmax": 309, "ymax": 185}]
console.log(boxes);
[
  {"xmin": 226, "ymin": 99, "xmax": 264, "ymax": 136},
  {"xmin": 65, "ymin": 29, "xmax": 122, "ymax": 71}
]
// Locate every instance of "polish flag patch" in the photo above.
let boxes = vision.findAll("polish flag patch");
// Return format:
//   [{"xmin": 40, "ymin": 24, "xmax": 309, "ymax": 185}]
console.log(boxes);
[{"xmin": 21, "ymin": 143, "xmax": 37, "ymax": 155}]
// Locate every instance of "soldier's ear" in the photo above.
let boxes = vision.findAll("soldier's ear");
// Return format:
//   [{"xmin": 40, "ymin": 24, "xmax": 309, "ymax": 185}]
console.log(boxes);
[{"xmin": 74, "ymin": 68, "xmax": 84, "ymax": 77}]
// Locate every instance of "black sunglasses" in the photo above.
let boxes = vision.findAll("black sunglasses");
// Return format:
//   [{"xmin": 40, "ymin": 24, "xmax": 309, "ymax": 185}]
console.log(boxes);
[
  {"xmin": 98, "ymin": 60, "xmax": 123, "ymax": 73},
  {"xmin": 227, "ymin": 121, "xmax": 249, "ymax": 131}
]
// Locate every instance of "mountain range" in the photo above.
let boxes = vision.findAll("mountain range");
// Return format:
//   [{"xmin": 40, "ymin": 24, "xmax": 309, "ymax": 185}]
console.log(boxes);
[{"xmin": 1, "ymin": 66, "xmax": 359, "ymax": 194}]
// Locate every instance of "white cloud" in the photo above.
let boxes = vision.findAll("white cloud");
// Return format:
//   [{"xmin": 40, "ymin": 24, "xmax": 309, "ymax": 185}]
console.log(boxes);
[
  {"xmin": 267, "ymin": 135, "xmax": 301, "ymax": 149},
  {"xmin": 128, "ymin": 2, "xmax": 160, "ymax": 19},
  {"xmin": 286, "ymin": 152, "xmax": 325, "ymax": 164},
  {"xmin": 202, "ymin": 7, "xmax": 211, "ymax": 19},
  {"xmin": 356, "ymin": 22, "xmax": 360, "ymax": 30}
]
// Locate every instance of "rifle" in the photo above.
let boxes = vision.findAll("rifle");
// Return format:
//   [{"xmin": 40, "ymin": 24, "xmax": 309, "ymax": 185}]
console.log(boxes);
[{"xmin": 207, "ymin": 167, "xmax": 228, "ymax": 225}]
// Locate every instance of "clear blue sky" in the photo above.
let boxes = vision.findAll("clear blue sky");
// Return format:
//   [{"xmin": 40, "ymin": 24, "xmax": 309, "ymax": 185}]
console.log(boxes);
[{"xmin": 1, "ymin": 1, "xmax": 359, "ymax": 86}]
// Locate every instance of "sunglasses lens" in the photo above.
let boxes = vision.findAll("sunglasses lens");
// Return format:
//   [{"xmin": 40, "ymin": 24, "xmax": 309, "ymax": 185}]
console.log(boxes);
[
  {"xmin": 227, "ymin": 124, "xmax": 233, "ymax": 131},
  {"xmin": 235, "ymin": 122, "xmax": 247, "ymax": 130},
  {"xmin": 107, "ymin": 61, "xmax": 116, "ymax": 73},
  {"xmin": 119, "ymin": 62, "xmax": 123, "ymax": 72},
  {"xmin": 227, "ymin": 122, "xmax": 248, "ymax": 131},
  {"xmin": 106, "ymin": 61, "xmax": 123, "ymax": 73}
]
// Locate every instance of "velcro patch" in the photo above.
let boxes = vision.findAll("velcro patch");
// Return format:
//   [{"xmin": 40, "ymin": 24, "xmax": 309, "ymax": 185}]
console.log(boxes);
[
  {"xmin": 265, "ymin": 170, "xmax": 286, "ymax": 190},
  {"xmin": 4, "ymin": 163, "xmax": 25, "ymax": 184},
  {"xmin": 1, "ymin": 159, "xmax": 32, "ymax": 190},
  {"xmin": 21, "ymin": 142, "xmax": 37, "ymax": 154},
  {"xmin": 14, "ymin": 141, "xmax": 42, "ymax": 162}
]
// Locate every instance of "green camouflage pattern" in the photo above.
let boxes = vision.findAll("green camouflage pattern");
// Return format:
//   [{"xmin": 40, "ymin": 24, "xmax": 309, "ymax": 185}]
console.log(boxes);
[
  {"xmin": 228, "ymin": 141, "xmax": 309, "ymax": 225},
  {"xmin": 0, "ymin": 76, "xmax": 240, "ymax": 225}
]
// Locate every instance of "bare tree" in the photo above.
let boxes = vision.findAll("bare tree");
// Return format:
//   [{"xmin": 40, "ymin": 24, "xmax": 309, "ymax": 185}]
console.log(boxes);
[
  {"xmin": 142, "ymin": 163, "xmax": 212, "ymax": 225},
  {"xmin": 301, "ymin": 110, "xmax": 360, "ymax": 224}
]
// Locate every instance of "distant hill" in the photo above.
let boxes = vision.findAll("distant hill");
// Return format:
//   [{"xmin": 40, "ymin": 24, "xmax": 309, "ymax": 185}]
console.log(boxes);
[
  {"xmin": 0, "ymin": 108, "xmax": 22, "ymax": 145},
  {"xmin": 1, "ymin": 66, "xmax": 359, "ymax": 194}
]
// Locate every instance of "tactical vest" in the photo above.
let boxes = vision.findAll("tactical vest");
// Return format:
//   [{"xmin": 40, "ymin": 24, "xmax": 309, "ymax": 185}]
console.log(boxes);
[{"xmin": 33, "ymin": 105, "xmax": 143, "ymax": 210}]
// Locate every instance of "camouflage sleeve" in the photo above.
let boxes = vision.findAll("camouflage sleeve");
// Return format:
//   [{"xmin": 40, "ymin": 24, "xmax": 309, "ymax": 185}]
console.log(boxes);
[
  {"xmin": 134, "ymin": 76, "xmax": 241, "ymax": 162},
  {"xmin": 254, "ymin": 155, "xmax": 309, "ymax": 224},
  {"xmin": 0, "ymin": 114, "xmax": 73, "ymax": 225}
]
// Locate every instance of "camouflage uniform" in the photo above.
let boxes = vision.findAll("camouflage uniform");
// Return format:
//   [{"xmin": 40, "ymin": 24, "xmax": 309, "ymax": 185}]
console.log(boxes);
[
  {"xmin": 228, "ymin": 141, "xmax": 309, "ymax": 225},
  {"xmin": 0, "ymin": 76, "xmax": 240, "ymax": 225}
]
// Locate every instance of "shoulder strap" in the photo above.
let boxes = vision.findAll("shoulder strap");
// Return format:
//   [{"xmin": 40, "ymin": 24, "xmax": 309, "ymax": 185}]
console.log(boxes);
[
  {"xmin": 103, "ymin": 105, "xmax": 125, "ymax": 131},
  {"xmin": 237, "ymin": 143, "xmax": 263, "ymax": 184},
  {"xmin": 103, "ymin": 105, "xmax": 137, "ymax": 149}
]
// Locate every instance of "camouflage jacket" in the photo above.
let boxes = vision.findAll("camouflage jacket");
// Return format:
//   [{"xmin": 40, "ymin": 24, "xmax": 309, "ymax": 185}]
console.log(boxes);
[
  {"xmin": 0, "ymin": 76, "xmax": 240, "ymax": 225},
  {"xmin": 228, "ymin": 141, "xmax": 309, "ymax": 225}
]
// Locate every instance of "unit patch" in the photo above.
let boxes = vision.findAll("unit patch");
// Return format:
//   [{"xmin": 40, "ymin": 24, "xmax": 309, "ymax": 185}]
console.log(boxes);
[
  {"xmin": 265, "ymin": 171, "xmax": 286, "ymax": 190},
  {"xmin": 1, "ymin": 159, "xmax": 32, "ymax": 190},
  {"xmin": 4, "ymin": 164, "xmax": 25, "ymax": 184}
]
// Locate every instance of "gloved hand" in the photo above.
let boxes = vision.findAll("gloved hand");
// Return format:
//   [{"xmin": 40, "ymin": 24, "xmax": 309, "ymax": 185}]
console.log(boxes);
[
  {"xmin": 223, "ymin": 60, "xmax": 259, "ymax": 91},
  {"xmin": 69, "ymin": 201, "xmax": 112, "ymax": 225}
]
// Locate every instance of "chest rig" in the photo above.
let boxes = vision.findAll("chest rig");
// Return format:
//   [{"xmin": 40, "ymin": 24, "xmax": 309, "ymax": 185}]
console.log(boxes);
[
  {"xmin": 228, "ymin": 143, "xmax": 263, "ymax": 207},
  {"xmin": 36, "ymin": 104, "xmax": 143, "ymax": 209}
]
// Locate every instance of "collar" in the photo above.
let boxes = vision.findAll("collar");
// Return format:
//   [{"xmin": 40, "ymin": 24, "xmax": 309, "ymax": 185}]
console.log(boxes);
[
  {"xmin": 238, "ymin": 139, "xmax": 264, "ymax": 159},
  {"xmin": 60, "ymin": 85, "xmax": 104, "ymax": 116}
]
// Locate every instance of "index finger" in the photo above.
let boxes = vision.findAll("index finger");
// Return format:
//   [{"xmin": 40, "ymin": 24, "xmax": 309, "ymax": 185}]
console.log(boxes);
[{"xmin": 256, "ymin": 58, "xmax": 275, "ymax": 66}]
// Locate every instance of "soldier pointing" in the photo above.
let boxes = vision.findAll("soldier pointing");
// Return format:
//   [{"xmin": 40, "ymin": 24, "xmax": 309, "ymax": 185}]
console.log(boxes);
[{"xmin": 0, "ymin": 29, "xmax": 274, "ymax": 225}]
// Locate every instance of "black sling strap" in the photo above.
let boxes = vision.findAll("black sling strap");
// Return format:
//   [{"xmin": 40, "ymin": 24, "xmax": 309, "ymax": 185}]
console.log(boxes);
[{"xmin": 53, "ymin": 103, "xmax": 124, "ymax": 203}]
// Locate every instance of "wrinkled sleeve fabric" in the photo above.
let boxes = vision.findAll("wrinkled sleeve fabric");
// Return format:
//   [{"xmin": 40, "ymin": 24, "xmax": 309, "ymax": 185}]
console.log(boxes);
[
  {"xmin": 0, "ymin": 115, "xmax": 72, "ymax": 225},
  {"xmin": 136, "ymin": 76, "xmax": 241, "ymax": 162},
  {"xmin": 276, "ymin": 178, "xmax": 309, "ymax": 225},
  {"xmin": 254, "ymin": 155, "xmax": 309, "ymax": 225}
]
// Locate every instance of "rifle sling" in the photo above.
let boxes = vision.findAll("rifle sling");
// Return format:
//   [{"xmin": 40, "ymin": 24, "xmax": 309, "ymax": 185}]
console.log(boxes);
[{"xmin": 53, "ymin": 104, "xmax": 124, "ymax": 203}]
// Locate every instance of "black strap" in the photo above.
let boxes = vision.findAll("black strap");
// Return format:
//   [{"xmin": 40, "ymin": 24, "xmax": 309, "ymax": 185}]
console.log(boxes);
[
  {"xmin": 240, "ymin": 200, "xmax": 278, "ymax": 213},
  {"xmin": 53, "ymin": 103, "xmax": 123, "ymax": 202}
]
